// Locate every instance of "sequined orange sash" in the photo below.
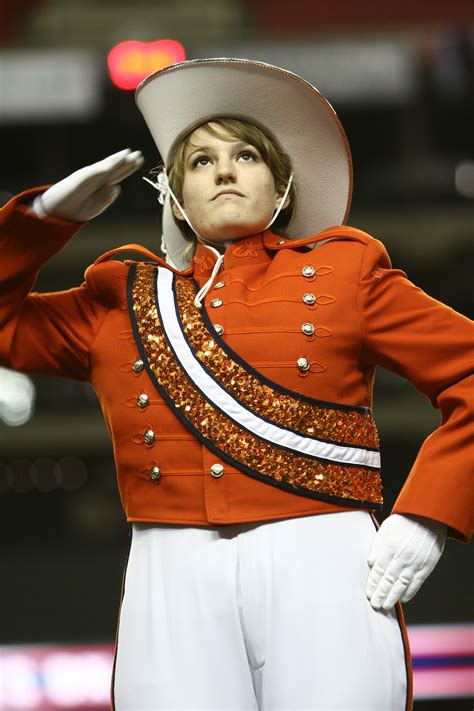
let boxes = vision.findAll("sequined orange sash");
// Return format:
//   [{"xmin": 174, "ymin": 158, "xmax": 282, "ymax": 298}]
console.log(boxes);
[{"xmin": 128, "ymin": 262, "xmax": 383, "ymax": 509}]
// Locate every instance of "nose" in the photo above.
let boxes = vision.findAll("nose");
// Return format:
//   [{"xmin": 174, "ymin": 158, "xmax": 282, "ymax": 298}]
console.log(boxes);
[{"xmin": 215, "ymin": 157, "xmax": 236, "ymax": 184}]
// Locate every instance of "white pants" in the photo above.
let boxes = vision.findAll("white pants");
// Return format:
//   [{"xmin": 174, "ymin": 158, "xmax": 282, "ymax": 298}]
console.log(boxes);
[{"xmin": 113, "ymin": 511, "xmax": 411, "ymax": 711}]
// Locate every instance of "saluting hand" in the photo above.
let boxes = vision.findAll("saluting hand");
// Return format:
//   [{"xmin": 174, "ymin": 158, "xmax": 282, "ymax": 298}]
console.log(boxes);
[
  {"xmin": 365, "ymin": 513, "xmax": 447, "ymax": 611},
  {"xmin": 32, "ymin": 148, "xmax": 145, "ymax": 223}
]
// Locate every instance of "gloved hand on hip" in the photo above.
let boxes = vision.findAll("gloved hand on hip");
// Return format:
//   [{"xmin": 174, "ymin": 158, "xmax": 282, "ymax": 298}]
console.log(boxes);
[
  {"xmin": 365, "ymin": 513, "xmax": 447, "ymax": 611},
  {"xmin": 31, "ymin": 148, "xmax": 145, "ymax": 223}
]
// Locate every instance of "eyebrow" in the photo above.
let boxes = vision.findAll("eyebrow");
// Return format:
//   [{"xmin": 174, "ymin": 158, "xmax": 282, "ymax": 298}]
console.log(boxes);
[
  {"xmin": 185, "ymin": 141, "xmax": 254, "ymax": 161},
  {"xmin": 186, "ymin": 145, "xmax": 211, "ymax": 159}
]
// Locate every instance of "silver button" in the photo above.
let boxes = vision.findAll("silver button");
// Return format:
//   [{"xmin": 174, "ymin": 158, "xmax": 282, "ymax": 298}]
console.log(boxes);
[
  {"xmin": 149, "ymin": 465, "xmax": 161, "ymax": 481},
  {"xmin": 278, "ymin": 239, "xmax": 286, "ymax": 245},
  {"xmin": 210, "ymin": 463, "xmax": 224, "ymax": 478},
  {"xmin": 214, "ymin": 281, "xmax": 225, "ymax": 290},
  {"xmin": 297, "ymin": 357, "xmax": 310, "ymax": 372},
  {"xmin": 137, "ymin": 393, "xmax": 149, "ymax": 408},
  {"xmin": 132, "ymin": 358, "xmax": 144, "ymax": 373},
  {"xmin": 303, "ymin": 292, "xmax": 316, "ymax": 305},
  {"xmin": 302, "ymin": 265, "xmax": 315, "ymax": 278},
  {"xmin": 210, "ymin": 298, "xmax": 223, "ymax": 308},
  {"xmin": 144, "ymin": 429, "xmax": 155, "ymax": 445},
  {"xmin": 213, "ymin": 324, "xmax": 224, "ymax": 335},
  {"xmin": 301, "ymin": 322, "xmax": 315, "ymax": 336}
]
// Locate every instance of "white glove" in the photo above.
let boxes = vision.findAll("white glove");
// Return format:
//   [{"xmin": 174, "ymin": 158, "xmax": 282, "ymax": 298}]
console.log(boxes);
[
  {"xmin": 31, "ymin": 148, "xmax": 145, "ymax": 223},
  {"xmin": 366, "ymin": 513, "xmax": 447, "ymax": 611}
]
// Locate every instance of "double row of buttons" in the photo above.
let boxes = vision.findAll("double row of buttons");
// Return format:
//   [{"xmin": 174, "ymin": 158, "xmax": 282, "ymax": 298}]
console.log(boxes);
[
  {"xmin": 131, "ymin": 362, "xmax": 225, "ymax": 482},
  {"xmin": 209, "ymin": 267, "xmax": 319, "ymax": 372}
]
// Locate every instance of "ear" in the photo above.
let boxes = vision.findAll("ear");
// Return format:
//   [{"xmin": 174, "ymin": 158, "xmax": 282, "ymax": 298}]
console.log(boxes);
[
  {"xmin": 171, "ymin": 199, "xmax": 186, "ymax": 222},
  {"xmin": 275, "ymin": 189, "xmax": 290, "ymax": 211}
]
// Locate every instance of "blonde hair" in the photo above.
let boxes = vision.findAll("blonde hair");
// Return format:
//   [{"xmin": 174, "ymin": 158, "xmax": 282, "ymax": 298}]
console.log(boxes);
[{"xmin": 150, "ymin": 117, "xmax": 297, "ymax": 258}]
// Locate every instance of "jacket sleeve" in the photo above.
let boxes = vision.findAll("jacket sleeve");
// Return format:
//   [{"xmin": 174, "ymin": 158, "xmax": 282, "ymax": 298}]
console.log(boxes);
[
  {"xmin": 0, "ymin": 188, "xmax": 109, "ymax": 381},
  {"xmin": 357, "ymin": 237, "xmax": 474, "ymax": 542}
]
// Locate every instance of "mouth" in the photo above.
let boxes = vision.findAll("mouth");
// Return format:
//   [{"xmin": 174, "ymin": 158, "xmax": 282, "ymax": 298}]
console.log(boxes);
[{"xmin": 212, "ymin": 190, "xmax": 244, "ymax": 200}]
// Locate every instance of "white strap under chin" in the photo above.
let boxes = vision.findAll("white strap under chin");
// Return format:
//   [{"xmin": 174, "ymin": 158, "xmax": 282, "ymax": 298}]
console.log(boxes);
[
  {"xmin": 145, "ymin": 171, "xmax": 293, "ymax": 253},
  {"xmin": 174, "ymin": 172, "xmax": 293, "ymax": 308},
  {"xmin": 145, "ymin": 171, "xmax": 294, "ymax": 301},
  {"xmin": 193, "ymin": 246, "xmax": 225, "ymax": 309},
  {"xmin": 264, "ymin": 173, "xmax": 294, "ymax": 230}
]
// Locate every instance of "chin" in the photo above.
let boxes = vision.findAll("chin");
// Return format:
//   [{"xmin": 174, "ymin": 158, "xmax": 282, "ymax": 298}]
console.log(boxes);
[{"xmin": 204, "ymin": 222, "xmax": 267, "ymax": 242}]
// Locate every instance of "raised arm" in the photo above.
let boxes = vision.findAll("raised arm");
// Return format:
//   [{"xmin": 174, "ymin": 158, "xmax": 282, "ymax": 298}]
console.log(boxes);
[{"xmin": 0, "ymin": 149, "xmax": 144, "ymax": 380}]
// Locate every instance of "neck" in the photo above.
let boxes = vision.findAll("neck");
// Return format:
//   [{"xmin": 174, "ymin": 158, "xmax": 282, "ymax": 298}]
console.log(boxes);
[{"xmin": 195, "ymin": 230, "xmax": 265, "ymax": 253}]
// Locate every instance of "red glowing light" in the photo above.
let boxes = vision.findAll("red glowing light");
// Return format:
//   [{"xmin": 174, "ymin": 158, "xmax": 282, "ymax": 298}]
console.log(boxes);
[{"xmin": 107, "ymin": 39, "xmax": 186, "ymax": 91}]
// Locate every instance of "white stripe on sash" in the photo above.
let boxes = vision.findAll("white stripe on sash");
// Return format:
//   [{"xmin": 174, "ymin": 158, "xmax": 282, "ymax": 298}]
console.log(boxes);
[{"xmin": 156, "ymin": 267, "xmax": 380, "ymax": 469}]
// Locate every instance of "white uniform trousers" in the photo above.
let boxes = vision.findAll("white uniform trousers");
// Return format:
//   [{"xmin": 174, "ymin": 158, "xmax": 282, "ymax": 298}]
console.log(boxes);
[{"xmin": 113, "ymin": 510, "xmax": 411, "ymax": 711}]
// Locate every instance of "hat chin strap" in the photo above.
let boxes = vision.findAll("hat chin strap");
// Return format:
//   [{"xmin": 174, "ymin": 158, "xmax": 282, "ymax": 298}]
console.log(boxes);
[
  {"xmin": 193, "ymin": 247, "xmax": 225, "ymax": 309},
  {"xmin": 263, "ymin": 173, "xmax": 294, "ymax": 230},
  {"xmin": 144, "ymin": 171, "xmax": 294, "ymax": 282},
  {"xmin": 191, "ymin": 174, "xmax": 294, "ymax": 310}
]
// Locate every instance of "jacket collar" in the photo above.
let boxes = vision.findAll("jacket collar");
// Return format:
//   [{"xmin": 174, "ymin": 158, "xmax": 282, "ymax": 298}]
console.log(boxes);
[
  {"xmin": 190, "ymin": 227, "xmax": 348, "ymax": 280},
  {"xmin": 192, "ymin": 231, "xmax": 269, "ymax": 281}
]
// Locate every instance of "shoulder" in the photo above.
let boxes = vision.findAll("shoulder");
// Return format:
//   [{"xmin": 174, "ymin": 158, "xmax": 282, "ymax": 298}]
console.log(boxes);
[
  {"xmin": 267, "ymin": 226, "xmax": 392, "ymax": 274},
  {"xmin": 268, "ymin": 225, "xmax": 390, "ymax": 258},
  {"xmin": 84, "ymin": 244, "xmax": 173, "ymax": 307}
]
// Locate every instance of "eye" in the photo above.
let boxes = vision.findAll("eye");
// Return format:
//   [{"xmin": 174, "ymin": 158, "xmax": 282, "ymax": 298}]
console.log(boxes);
[
  {"xmin": 192, "ymin": 155, "xmax": 211, "ymax": 168},
  {"xmin": 237, "ymin": 150, "xmax": 258, "ymax": 162}
]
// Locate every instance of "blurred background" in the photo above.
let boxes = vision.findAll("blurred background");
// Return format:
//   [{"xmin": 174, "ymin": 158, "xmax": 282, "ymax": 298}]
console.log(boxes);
[{"xmin": 0, "ymin": 1, "xmax": 473, "ymax": 709}]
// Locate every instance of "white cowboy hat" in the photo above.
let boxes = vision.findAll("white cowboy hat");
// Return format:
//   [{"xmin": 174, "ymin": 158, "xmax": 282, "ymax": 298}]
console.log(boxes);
[{"xmin": 135, "ymin": 57, "xmax": 352, "ymax": 270}]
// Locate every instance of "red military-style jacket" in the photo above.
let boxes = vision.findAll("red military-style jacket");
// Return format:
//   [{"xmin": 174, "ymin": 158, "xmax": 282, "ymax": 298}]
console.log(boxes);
[{"xmin": 1, "ymin": 187, "xmax": 473, "ymax": 541}]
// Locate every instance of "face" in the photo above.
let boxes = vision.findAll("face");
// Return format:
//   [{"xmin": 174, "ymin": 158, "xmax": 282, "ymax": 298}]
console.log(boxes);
[{"xmin": 172, "ymin": 123, "xmax": 285, "ymax": 244}]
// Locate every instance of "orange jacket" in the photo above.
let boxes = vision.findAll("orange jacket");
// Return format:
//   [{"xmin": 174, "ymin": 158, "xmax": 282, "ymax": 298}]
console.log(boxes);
[{"xmin": 1, "ymin": 188, "xmax": 473, "ymax": 541}]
